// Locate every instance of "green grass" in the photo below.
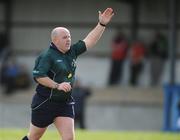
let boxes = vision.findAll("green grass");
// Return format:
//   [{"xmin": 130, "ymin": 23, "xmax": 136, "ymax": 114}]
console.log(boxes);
[{"xmin": 0, "ymin": 129, "xmax": 180, "ymax": 140}]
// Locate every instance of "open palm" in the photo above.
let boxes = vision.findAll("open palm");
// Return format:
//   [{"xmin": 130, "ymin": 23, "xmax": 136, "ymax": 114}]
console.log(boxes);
[{"xmin": 99, "ymin": 8, "xmax": 114, "ymax": 25}]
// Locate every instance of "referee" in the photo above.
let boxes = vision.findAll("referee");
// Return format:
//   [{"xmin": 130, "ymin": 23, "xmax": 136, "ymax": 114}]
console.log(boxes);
[{"xmin": 22, "ymin": 8, "xmax": 114, "ymax": 140}]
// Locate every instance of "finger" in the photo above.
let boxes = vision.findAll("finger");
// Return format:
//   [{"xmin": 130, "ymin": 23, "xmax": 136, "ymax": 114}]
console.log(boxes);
[
  {"xmin": 103, "ymin": 8, "xmax": 114, "ymax": 16},
  {"xmin": 63, "ymin": 84, "xmax": 71, "ymax": 92},
  {"xmin": 110, "ymin": 12, "xmax": 115, "ymax": 18},
  {"xmin": 108, "ymin": 8, "xmax": 114, "ymax": 14},
  {"xmin": 64, "ymin": 82, "xmax": 71, "ymax": 88},
  {"xmin": 62, "ymin": 86, "xmax": 69, "ymax": 92}
]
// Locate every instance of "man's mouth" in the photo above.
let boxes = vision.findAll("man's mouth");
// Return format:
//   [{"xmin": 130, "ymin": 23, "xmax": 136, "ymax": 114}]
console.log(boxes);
[{"xmin": 66, "ymin": 43, "xmax": 70, "ymax": 47}]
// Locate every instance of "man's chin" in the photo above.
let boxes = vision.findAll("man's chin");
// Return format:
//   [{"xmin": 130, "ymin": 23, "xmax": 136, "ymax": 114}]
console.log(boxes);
[{"xmin": 65, "ymin": 47, "xmax": 70, "ymax": 52}]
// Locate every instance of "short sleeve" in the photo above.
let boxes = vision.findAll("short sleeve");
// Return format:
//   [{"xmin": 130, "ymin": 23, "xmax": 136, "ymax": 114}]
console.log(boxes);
[
  {"xmin": 33, "ymin": 53, "xmax": 52, "ymax": 78},
  {"xmin": 71, "ymin": 40, "xmax": 87, "ymax": 57}
]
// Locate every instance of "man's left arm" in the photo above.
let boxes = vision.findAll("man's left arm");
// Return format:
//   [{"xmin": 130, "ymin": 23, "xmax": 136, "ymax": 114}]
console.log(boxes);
[{"xmin": 83, "ymin": 8, "xmax": 114, "ymax": 49}]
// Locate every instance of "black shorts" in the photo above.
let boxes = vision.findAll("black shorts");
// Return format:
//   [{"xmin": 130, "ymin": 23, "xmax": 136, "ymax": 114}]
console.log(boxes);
[{"xmin": 31, "ymin": 93, "xmax": 75, "ymax": 128}]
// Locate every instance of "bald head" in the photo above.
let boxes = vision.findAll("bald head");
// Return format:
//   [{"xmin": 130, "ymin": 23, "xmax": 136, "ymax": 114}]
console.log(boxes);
[
  {"xmin": 51, "ymin": 27, "xmax": 70, "ymax": 42},
  {"xmin": 50, "ymin": 27, "xmax": 71, "ymax": 53}
]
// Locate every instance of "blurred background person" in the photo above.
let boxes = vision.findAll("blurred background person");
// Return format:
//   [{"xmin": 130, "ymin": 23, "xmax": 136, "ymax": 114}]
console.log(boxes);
[
  {"xmin": 108, "ymin": 32, "xmax": 128, "ymax": 86},
  {"xmin": 148, "ymin": 32, "xmax": 168, "ymax": 86},
  {"xmin": 129, "ymin": 40, "xmax": 146, "ymax": 86},
  {"xmin": 0, "ymin": 54, "xmax": 31, "ymax": 94},
  {"xmin": 72, "ymin": 78, "xmax": 91, "ymax": 129}
]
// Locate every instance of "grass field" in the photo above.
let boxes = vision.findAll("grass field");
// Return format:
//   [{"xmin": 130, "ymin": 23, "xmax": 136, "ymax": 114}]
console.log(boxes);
[{"xmin": 0, "ymin": 129, "xmax": 180, "ymax": 140}]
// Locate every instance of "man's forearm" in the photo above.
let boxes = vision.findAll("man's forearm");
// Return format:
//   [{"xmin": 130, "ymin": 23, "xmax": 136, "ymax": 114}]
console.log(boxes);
[
  {"xmin": 83, "ymin": 23, "xmax": 105, "ymax": 49},
  {"xmin": 36, "ymin": 77, "xmax": 57, "ymax": 89}
]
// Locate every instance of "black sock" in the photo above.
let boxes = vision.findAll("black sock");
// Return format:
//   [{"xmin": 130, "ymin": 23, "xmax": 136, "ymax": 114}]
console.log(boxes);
[{"xmin": 22, "ymin": 136, "xmax": 29, "ymax": 140}]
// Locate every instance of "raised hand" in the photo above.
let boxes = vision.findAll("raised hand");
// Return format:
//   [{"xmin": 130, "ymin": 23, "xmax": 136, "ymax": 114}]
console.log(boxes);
[{"xmin": 99, "ymin": 8, "xmax": 114, "ymax": 26}]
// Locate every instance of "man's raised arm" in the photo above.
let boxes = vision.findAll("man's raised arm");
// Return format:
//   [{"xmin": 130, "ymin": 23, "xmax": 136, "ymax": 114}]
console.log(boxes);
[{"xmin": 83, "ymin": 8, "xmax": 114, "ymax": 49}]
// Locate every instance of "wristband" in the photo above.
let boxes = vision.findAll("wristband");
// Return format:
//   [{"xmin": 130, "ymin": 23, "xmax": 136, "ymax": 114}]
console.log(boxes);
[{"xmin": 99, "ymin": 22, "xmax": 106, "ymax": 27}]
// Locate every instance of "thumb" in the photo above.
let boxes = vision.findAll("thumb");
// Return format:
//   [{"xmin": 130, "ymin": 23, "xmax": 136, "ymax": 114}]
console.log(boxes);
[{"xmin": 98, "ymin": 11, "xmax": 101, "ymax": 16}]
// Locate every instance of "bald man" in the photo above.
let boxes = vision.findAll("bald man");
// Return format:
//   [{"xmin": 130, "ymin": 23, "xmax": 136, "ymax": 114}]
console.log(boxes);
[{"xmin": 22, "ymin": 8, "xmax": 114, "ymax": 140}]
